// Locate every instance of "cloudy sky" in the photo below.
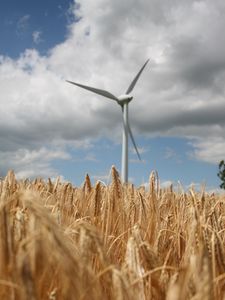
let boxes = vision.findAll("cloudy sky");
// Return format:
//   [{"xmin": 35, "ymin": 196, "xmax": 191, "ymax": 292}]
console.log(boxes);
[{"xmin": 0, "ymin": 0, "xmax": 225, "ymax": 189}]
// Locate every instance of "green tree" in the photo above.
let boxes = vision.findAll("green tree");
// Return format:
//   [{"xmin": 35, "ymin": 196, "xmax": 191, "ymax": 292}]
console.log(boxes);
[{"xmin": 218, "ymin": 160, "xmax": 225, "ymax": 189}]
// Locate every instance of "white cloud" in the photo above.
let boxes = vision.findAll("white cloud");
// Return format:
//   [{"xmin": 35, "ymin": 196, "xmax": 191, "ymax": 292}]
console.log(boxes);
[
  {"xmin": 164, "ymin": 147, "xmax": 182, "ymax": 163},
  {"xmin": 130, "ymin": 146, "xmax": 149, "ymax": 155},
  {"xmin": 0, "ymin": 0, "xmax": 225, "ymax": 177},
  {"xmin": 32, "ymin": 31, "xmax": 42, "ymax": 44},
  {"xmin": 160, "ymin": 180, "xmax": 173, "ymax": 189},
  {"xmin": 0, "ymin": 147, "xmax": 71, "ymax": 179},
  {"xmin": 189, "ymin": 137, "xmax": 225, "ymax": 164},
  {"xmin": 129, "ymin": 158, "xmax": 147, "ymax": 164},
  {"xmin": 83, "ymin": 153, "xmax": 98, "ymax": 162},
  {"xmin": 164, "ymin": 147, "xmax": 176, "ymax": 159},
  {"xmin": 130, "ymin": 146, "xmax": 148, "ymax": 163},
  {"xmin": 16, "ymin": 15, "xmax": 30, "ymax": 35},
  {"xmin": 186, "ymin": 182, "xmax": 225, "ymax": 194},
  {"xmin": 140, "ymin": 179, "xmax": 173, "ymax": 190},
  {"xmin": 92, "ymin": 173, "xmax": 111, "ymax": 184},
  {"xmin": 161, "ymin": 180, "xmax": 224, "ymax": 194}
]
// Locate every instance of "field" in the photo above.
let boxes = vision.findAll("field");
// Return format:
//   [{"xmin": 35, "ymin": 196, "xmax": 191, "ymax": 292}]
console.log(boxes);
[{"xmin": 0, "ymin": 167, "xmax": 225, "ymax": 299}]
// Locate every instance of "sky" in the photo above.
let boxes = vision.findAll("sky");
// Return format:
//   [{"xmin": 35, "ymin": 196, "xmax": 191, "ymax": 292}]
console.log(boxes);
[{"xmin": 0, "ymin": 0, "xmax": 225, "ymax": 190}]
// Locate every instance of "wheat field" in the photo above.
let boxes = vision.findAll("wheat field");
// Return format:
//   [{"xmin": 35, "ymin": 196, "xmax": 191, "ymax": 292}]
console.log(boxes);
[{"xmin": 0, "ymin": 167, "xmax": 225, "ymax": 299}]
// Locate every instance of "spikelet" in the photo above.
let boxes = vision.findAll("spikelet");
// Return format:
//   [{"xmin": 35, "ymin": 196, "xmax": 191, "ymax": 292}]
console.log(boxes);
[
  {"xmin": 93, "ymin": 181, "xmax": 102, "ymax": 217},
  {"xmin": 124, "ymin": 236, "xmax": 145, "ymax": 300},
  {"xmin": 149, "ymin": 171, "xmax": 160, "ymax": 217},
  {"xmin": 6, "ymin": 169, "xmax": 16, "ymax": 189},
  {"xmin": 136, "ymin": 191, "xmax": 148, "ymax": 228},
  {"xmin": 82, "ymin": 173, "xmax": 92, "ymax": 195},
  {"xmin": 0, "ymin": 170, "xmax": 15, "ymax": 202},
  {"xmin": 14, "ymin": 206, "xmax": 27, "ymax": 241},
  {"xmin": 47, "ymin": 178, "xmax": 54, "ymax": 193},
  {"xmin": 133, "ymin": 224, "xmax": 161, "ymax": 271},
  {"xmin": 203, "ymin": 227, "xmax": 212, "ymax": 259},
  {"xmin": 112, "ymin": 268, "xmax": 132, "ymax": 300},
  {"xmin": 125, "ymin": 237, "xmax": 141, "ymax": 276},
  {"xmin": 147, "ymin": 171, "xmax": 160, "ymax": 244},
  {"xmin": 155, "ymin": 170, "xmax": 160, "ymax": 197},
  {"xmin": 169, "ymin": 183, "xmax": 173, "ymax": 193},
  {"xmin": 76, "ymin": 221, "xmax": 108, "ymax": 270},
  {"xmin": 111, "ymin": 165, "xmax": 122, "ymax": 199},
  {"xmin": 52, "ymin": 176, "xmax": 60, "ymax": 194},
  {"xmin": 149, "ymin": 171, "xmax": 156, "ymax": 196}
]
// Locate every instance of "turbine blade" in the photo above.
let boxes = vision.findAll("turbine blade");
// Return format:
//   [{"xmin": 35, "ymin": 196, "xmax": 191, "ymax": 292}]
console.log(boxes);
[
  {"xmin": 121, "ymin": 107, "xmax": 141, "ymax": 161},
  {"xmin": 127, "ymin": 121, "xmax": 141, "ymax": 161},
  {"xmin": 126, "ymin": 59, "xmax": 150, "ymax": 94},
  {"xmin": 66, "ymin": 80, "xmax": 119, "ymax": 102}
]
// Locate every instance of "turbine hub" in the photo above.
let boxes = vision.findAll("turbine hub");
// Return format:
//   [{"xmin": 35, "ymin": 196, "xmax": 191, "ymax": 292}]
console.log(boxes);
[{"xmin": 118, "ymin": 94, "xmax": 133, "ymax": 105}]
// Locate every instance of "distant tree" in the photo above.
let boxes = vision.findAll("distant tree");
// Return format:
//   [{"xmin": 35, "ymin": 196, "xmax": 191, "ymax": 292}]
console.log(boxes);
[{"xmin": 218, "ymin": 160, "xmax": 225, "ymax": 189}]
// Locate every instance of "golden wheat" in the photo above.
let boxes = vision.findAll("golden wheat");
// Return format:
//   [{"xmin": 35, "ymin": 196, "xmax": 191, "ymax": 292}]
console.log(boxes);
[{"xmin": 0, "ymin": 167, "xmax": 225, "ymax": 299}]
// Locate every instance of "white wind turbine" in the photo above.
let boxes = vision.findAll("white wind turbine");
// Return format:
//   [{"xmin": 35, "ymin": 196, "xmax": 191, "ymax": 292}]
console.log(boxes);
[{"xmin": 66, "ymin": 59, "xmax": 149, "ymax": 183}]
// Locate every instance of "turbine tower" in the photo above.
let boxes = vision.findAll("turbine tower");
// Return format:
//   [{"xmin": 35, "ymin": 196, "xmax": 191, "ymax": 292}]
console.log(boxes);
[{"xmin": 66, "ymin": 59, "xmax": 149, "ymax": 183}]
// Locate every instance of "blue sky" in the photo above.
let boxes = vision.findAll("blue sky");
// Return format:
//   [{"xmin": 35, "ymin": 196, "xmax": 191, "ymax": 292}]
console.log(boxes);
[
  {"xmin": 0, "ymin": 0, "xmax": 224, "ymax": 190},
  {"xmin": 0, "ymin": 0, "xmax": 74, "ymax": 57}
]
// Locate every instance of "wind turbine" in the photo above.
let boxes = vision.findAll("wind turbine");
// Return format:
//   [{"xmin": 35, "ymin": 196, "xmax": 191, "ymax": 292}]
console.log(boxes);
[{"xmin": 66, "ymin": 59, "xmax": 149, "ymax": 183}]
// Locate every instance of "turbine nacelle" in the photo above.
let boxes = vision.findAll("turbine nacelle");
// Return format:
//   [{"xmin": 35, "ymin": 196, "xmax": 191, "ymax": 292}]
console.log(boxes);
[{"xmin": 117, "ymin": 94, "xmax": 133, "ymax": 105}]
